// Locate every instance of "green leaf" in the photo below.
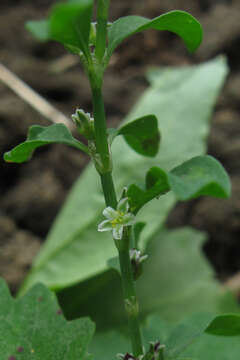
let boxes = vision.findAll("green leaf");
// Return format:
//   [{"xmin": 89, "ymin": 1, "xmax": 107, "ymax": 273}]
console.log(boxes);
[
  {"xmin": 133, "ymin": 222, "xmax": 146, "ymax": 247},
  {"xmin": 107, "ymin": 10, "xmax": 203, "ymax": 62},
  {"xmin": 165, "ymin": 313, "xmax": 216, "ymax": 358},
  {"xmin": 26, "ymin": 0, "xmax": 93, "ymax": 56},
  {"xmin": 26, "ymin": 19, "xmax": 50, "ymax": 41},
  {"xmin": 50, "ymin": 0, "xmax": 93, "ymax": 56},
  {"xmin": 169, "ymin": 155, "xmax": 231, "ymax": 200},
  {"xmin": 20, "ymin": 57, "xmax": 228, "ymax": 293},
  {"xmin": 118, "ymin": 114, "xmax": 160, "ymax": 157},
  {"xmin": 137, "ymin": 227, "xmax": 239, "ymax": 323},
  {"xmin": 128, "ymin": 155, "xmax": 231, "ymax": 213},
  {"xmin": 4, "ymin": 124, "xmax": 89, "ymax": 163},
  {"xmin": 205, "ymin": 314, "xmax": 240, "ymax": 336},
  {"xmin": 57, "ymin": 227, "xmax": 239, "ymax": 334},
  {"xmin": 127, "ymin": 166, "xmax": 169, "ymax": 214},
  {"xmin": 182, "ymin": 333, "xmax": 240, "ymax": 360},
  {"xmin": 90, "ymin": 330, "xmax": 130, "ymax": 360},
  {"xmin": 0, "ymin": 278, "xmax": 95, "ymax": 359}
]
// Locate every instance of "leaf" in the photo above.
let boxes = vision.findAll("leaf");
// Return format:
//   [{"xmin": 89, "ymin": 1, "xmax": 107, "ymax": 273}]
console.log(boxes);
[
  {"xmin": 118, "ymin": 114, "xmax": 160, "ymax": 157},
  {"xmin": 168, "ymin": 155, "xmax": 231, "ymax": 200},
  {"xmin": 50, "ymin": 0, "xmax": 93, "ymax": 56},
  {"xmin": 182, "ymin": 333, "xmax": 240, "ymax": 360},
  {"xmin": 165, "ymin": 313, "xmax": 216, "ymax": 358},
  {"xmin": 205, "ymin": 314, "xmax": 240, "ymax": 336},
  {"xmin": 57, "ymin": 227, "xmax": 239, "ymax": 334},
  {"xmin": 90, "ymin": 330, "xmax": 130, "ymax": 360},
  {"xmin": 0, "ymin": 278, "xmax": 95, "ymax": 359},
  {"xmin": 4, "ymin": 124, "xmax": 89, "ymax": 163},
  {"xmin": 133, "ymin": 222, "xmax": 146, "ymax": 247},
  {"xmin": 127, "ymin": 155, "xmax": 231, "ymax": 213},
  {"xmin": 26, "ymin": 0, "xmax": 93, "ymax": 56},
  {"xmin": 26, "ymin": 19, "xmax": 50, "ymax": 41},
  {"xmin": 89, "ymin": 312, "xmax": 240, "ymax": 360},
  {"xmin": 137, "ymin": 227, "xmax": 239, "ymax": 322},
  {"xmin": 107, "ymin": 10, "xmax": 203, "ymax": 62},
  {"xmin": 127, "ymin": 167, "xmax": 169, "ymax": 214},
  {"xmin": 20, "ymin": 57, "xmax": 228, "ymax": 294}
]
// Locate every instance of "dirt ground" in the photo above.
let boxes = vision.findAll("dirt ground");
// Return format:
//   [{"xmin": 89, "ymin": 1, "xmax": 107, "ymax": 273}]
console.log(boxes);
[{"xmin": 0, "ymin": 0, "xmax": 240, "ymax": 293}]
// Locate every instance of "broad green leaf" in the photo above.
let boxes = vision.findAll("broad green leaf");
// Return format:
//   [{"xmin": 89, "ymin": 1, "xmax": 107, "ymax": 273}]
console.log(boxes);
[
  {"xmin": 20, "ymin": 57, "xmax": 228, "ymax": 294},
  {"xmin": 182, "ymin": 333, "xmax": 240, "ymax": 360},
  {"xmin": 118, "ymin": 115, "xmax": 160, "ymax": 157},
  {"xmin": 89, "ymin": 312, "xmax": 240, "ymax": 360},
  {"xmin": 26, "ymin": 0, "xmax": 93, "ymax": 56},
  {"xmin": 4, "ymin": 124, "xmax": 88, "ymax": 163},
  {"xmin": 128, "ymin": 155, "xmax": 231, "ymax": 213},
  {"xmin": 90, "ymin": 330, "xmax": 130, "ymax": 360},
  {"xmin": 169, "ymin": 155, "xmax": 231, "ymax": 200},
  {"xmin": 26, "ymin": 19, "xmax": 50, "ymax": 41},
  {"xmin": 205, "ymin": 314, "xmax": 240, "ymax": 336},
  {"xmin": 0, "ymin": 278, "xmax": 95, "ymax": 359},
  {"xmin": 107, "ymin": 10, "xmax": 203, "ymax": 62},
  {"xmin": 57, "ymin": 227, "xmax": 239, "ymax": 334},
  {"xmin": 165, "ymin": 313, "xmax": 216, "ymax": 358}
]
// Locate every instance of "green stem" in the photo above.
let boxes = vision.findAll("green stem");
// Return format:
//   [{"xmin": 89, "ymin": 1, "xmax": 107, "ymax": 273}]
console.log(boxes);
[
  {"xmin": 89, "ymin": 58, "xmax": 143, "ymax": 357},
  {"xmin": 117, "ymin": 230, "xmax": 143, "ymax": 357},
  {"xmin": 100, "ymin": 172, "xmax": 117, "ymax": 208},
  {"xmin": 91, "ymin": 85, "xmax": 111, "ymax": 173},
  {"xmin": 95, "ymin": 0, "xmax": 110, "ymax": 61}
]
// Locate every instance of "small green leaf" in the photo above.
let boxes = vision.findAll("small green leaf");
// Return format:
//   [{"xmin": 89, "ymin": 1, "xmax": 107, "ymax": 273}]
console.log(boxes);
[
  {"xmin": 0, "ymin": 278, "xmax": 95, "ymax": 359},
  {"xmin": 168, "ymin": 155, "xmax": 231, "ymax": 200},
  {"xmin": 127, "ymin": 155, "xmax": 230, "ymax": 213},
  {"xmin": 127, "ymin": 167, "xmax": 169, "ymax": 214},
  {"xmin": 26, "ymin": 0, "xmax": 93, "ymax": 55},
  {"xmin": 26, "ymin": 19, "xmax": 50, "ymax": 41},
  {"xmin": 205, "ymin": 314, "xmax": 240, "ymax": 336},
  {"xmin": 107, "ymin": 10, "xmax": 203, "ymax": 62},
  {"xmin": 118, "ymin": 115, "xmax": 160, "ymax": 157},
  {"xmin": 4, "ymin": 124, "xmax": 89, "ymax": 163}
]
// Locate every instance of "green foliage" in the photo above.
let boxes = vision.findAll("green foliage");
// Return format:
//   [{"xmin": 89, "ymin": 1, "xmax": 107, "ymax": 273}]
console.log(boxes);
[
  {"xmin": 26, "ymin": 19, "xmax": 50, "ymax": 41},
  {"xmin": 3, "ymin": 0, "xmax": 235, "ymax": 356},
  {"xmin": 205, "ymin": 314, "xmax": 240, "ymax": 336},
  {"xmin": 26, "ymin": 0, "xmax": 93, "ymax": 56},
  {"xmin": 182, "ymin": 332, "xmax": 240, "ymax": 360},
  {"xmin": 58, "ymin": 227, "xmax": 239, "ymax": 332},
  {"xmin": 19, "ymin": 57, "xmax": 228, "ymax": 294},
  {"xmin": 85, "ymin": 227, "xmax": 239, "ymax": 360},
  {"xmin": 0, "ymin": 278, "xmax": 95, "ymax": 359},
  {"xmin": 107, "ymin": 10, "xmax": 203, "ymax": 63},
  {"xmin": 169, "ymin": 155, "xmax": 231, "ymax": 200},
  {"xmin": 128, "ymin": 155, "xmax": 231, "ymax": 213},
  {"xmin": 89, "ymin": 306, "xmax": 240, "ymax": 360},
  {"xmin": 117, "ymin": 115, "xmax": 160, "ymax": 157},
  {"xmin": 4, "ymin": 124, "xmax": 89, "ymax": 163}
]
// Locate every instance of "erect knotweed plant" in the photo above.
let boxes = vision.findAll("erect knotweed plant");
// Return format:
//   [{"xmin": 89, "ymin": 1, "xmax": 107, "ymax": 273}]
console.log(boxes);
[{"xmin": 3, "ymin": 0, "xmax": 240, "ymax": 359}]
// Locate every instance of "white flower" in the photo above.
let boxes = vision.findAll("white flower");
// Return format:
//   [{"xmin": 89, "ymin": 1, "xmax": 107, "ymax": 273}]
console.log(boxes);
[{"xmin": 98, "ymin": 198, "xmax": 135, "ymax": 240}]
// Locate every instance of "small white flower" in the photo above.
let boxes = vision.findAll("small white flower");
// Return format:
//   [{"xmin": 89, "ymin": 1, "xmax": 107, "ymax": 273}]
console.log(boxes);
[{"xmin": 98, "ymin": 198, "xmax": 135, "ymax": 240}]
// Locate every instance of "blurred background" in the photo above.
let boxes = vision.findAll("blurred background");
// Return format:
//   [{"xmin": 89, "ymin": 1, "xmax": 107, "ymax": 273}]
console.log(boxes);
[{"xmin": 0, "ymin": 0, "xmax": 240, "ymax": 294}]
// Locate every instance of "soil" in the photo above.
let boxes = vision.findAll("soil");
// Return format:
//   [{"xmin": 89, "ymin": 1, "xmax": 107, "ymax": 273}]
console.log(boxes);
[{"xmin": 0, "ymin": 0, "xmax": 240, "ymax": 293}]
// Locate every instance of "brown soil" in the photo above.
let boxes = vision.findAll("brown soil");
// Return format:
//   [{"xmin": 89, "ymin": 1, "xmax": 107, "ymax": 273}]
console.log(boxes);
[{"xmin": 0, "ymin": 0, "xmax": 240, "ymax": 293}]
